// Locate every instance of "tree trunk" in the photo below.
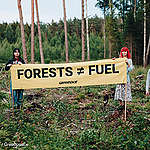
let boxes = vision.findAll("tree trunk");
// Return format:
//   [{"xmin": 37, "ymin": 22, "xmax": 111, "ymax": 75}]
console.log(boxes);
[
  {"xmin": 129, "ymin": 33, "xmax": 133, "ymax": 58},
  {"xmin": 35, "ymin": 0, "xmax": 45, "ymax": 64},
  {"xmin": 109, "ymin": 36, "xmax": 112, "ymax": 58},
  {"xmin": 109, "ymin": 0, "xmax": 113, "ymax": 58},
  {"xmin": 86, "ymin": 0, "xmax": 90, "ymax": 61},
  {"xmin": 143, "ymin": 0, "xmax": 146, "ymax": 67},
  {"xmin": 17, "ymin": 0, "xmax": 28, "ymax": 63},
  {"xmin": 109, "ymin": 0, "xmax": 113, "ymax": 14},
  {"xmin": 134, "ymin": 0, "xmax": 136, "ymax": 20},
  {"xmin": 122, "ymin": 0, "xmax": 125, "ymax": 31},
  {"xmin": 146, "ymin": 35, "xmax": 150, "ymax": 66},
  {"xmin": 104, "ymin": 4, "xmax": 106, "ymax": 58},
  {"xmin": 31, "ymin": 0, "xmax": 35, "ymax": 64},
  {"xmin": 62, "ymin": 0, "xmax": 69, "ymax": 63},
  {"xmin": 82, "ymin": 0, "xmax": 85, "ymax": 61},
  {"xmin": 120, "ymin": 0, "xmax": 123, "ymax": 31},
  {"xmin": 134, "ymin": 46, "xmax": 137, "ymax": 65}
]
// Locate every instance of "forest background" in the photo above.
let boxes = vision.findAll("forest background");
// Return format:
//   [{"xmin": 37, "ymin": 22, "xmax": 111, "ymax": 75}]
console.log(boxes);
[{"xmin": 0, "ymin": 0, "xmax": 150, "ymax": 66}]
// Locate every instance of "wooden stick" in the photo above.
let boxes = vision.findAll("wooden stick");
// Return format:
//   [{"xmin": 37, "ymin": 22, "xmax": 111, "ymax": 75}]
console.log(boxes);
[
  {"xmin": 12, "ymin": 89, "xmax": 14, "ymax": 116},
  {"xmin": 8, "ymin": 83, "xmax": 11, "ymax": 120},
  {"xmin": 124, "ymin": 83, "xmax": 127, "ymax": 121}
]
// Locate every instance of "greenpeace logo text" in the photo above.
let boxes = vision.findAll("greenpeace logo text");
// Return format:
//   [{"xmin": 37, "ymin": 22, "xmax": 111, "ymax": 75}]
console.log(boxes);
[{"xmin": 59, "ymin": 80, "xmax": 78, "ymax": 85}]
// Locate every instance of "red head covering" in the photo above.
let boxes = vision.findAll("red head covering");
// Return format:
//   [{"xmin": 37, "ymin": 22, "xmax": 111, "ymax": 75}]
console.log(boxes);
[{"xmin": 120, "ymin": 47, "xmax": 131, "ymax": 59}]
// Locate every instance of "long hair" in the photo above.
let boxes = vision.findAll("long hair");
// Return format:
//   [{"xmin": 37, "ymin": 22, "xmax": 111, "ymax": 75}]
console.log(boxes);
[
  {"xmin": 120, "ymin": 47, "xmax": 131, "ymax": 59},
  {"xmin": 13, "ymin": 48, "xmax": 21, "ymax": 59}
]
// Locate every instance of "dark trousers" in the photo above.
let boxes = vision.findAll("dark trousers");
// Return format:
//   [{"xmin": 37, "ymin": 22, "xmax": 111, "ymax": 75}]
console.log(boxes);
[{"xmin": 10, "ymin": 80, "xmax": 23, "ymax": 107}]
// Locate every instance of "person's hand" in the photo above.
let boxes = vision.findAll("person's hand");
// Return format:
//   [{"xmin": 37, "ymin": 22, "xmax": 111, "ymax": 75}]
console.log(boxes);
[
  {"xmin": 125, "ymin": 60, "xmax": 130, "ymax": 67},
  {"xmin": 146, "ymin": 91, "xmax": 149, "ymax": 96},
  {"xmin": 18, "ymin": 62, "xmax": 22, "ymax": 65},
  {"xmin": 7, "ymin": 64, "xmax": 12, "ymax": 67}
]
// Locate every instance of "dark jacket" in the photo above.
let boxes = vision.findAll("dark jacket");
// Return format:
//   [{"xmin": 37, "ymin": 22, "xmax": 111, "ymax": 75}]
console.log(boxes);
[{"xmin": 5, "ymin": 57, "xmax": 25, "ymax": 71}]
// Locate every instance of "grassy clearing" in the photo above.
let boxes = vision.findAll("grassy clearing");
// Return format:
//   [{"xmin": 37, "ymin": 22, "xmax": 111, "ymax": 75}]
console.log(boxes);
[{"xmin": 0, "ymin": 64, "xmax": 150, "ymax": 149}]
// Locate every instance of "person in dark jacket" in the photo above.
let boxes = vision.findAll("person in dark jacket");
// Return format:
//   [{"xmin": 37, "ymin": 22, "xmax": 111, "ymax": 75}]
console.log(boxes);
[{"xmin": 5, "ymin": 48, "xmax": 25, "ymax": 109}]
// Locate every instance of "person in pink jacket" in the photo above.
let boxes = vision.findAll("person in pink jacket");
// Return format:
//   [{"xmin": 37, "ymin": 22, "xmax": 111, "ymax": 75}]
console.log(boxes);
[{"xmin": 5, "ymin": 48, "xmax": 25, "ymax": 109}]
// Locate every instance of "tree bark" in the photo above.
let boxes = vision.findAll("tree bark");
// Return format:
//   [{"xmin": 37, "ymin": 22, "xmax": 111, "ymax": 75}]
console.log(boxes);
[
  {"xmin": 86, "ymin": 0, "xmax": 90, "ymax": 61},
  {"xmin": 35, "ymin": 0, "xmax": 45, "ymax": 64},
  {"xmin": 109, "ymin": 36, "xmax": 112, "ymax": 58},
  {"xmin": 134, "ymin": 0, "xmax": 136, "ymax": 20},
  {"xmin": 109, "ymin": 0, "xmax": 113, "ymax": 58},
  {"xmin": 31, "ymin": 0, "xmax": 35, "ymax": 64},
  {"xmin": 17, "ymin": 0, "xmax": 28, "ymax": 63},
  {"xmin": 104, "ymin": 3, "xmax": 106, "ymax": 58},
  {"xmin": 146, "ymin": 35, "xmax": 150, "ymax": 67},
  {"xmin": 62, "ymin": 0, "xmax": 69, "ymax": 63},
  {"xmin": 143, "ymin": 0, "xmax": 146, "ymax": 67},
  {"xmin": 129, "ymin": 33, "xmax": 133, "ymax": 58},
  {"xmin": 82, "ymin": 0, "xmax": 85, "ymax": 61}
]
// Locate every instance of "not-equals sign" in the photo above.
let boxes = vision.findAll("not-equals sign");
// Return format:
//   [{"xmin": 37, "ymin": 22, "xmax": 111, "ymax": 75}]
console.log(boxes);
[{"xmin": 77, "ymin": 67, "xmax": 84, "ymax": 75}]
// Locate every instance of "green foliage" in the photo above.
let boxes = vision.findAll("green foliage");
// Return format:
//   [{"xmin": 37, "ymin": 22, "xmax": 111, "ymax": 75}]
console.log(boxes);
[
  {"xmin": 0, "ymin": 17, "xmax": 106, "ymax": 63},
  {"xmin": 89, "ymin": 33, "xmax": 104, "ymax": 59}
]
